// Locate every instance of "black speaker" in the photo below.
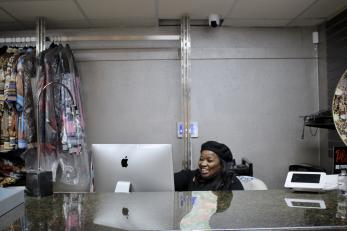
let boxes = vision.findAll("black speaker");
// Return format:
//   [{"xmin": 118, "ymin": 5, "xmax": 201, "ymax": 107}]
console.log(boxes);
[{"xmin": 26, "ymin": 170, "xmax": 53, "ymax": 197}]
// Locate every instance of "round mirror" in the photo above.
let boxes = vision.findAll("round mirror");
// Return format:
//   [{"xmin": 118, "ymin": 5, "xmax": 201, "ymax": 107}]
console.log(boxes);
[{"xmin": 332, "ymin": 70, "xmax": 347, "ymax": 145}]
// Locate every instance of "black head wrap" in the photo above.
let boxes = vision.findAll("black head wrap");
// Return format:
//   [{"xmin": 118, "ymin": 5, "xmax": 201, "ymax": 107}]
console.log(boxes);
[{"xmin": 200, "ymin": 141, "xmax": 233, "ymax": 163}]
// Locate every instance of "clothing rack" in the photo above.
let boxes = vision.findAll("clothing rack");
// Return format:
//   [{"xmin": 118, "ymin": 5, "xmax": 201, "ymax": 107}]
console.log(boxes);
[
  {"xmin": 0, "ymin": 37, "xmax": 36, "ymax": 44},
  {"xmin": 0, "ymin": 18, "xmax": 180, "ymax": 55},
  {"xmin": 0, "ymin": 34, "xmax": 180, "ymax": 43}
]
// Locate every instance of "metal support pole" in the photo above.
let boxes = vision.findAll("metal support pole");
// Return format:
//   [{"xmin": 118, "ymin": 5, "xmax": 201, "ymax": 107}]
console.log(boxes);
[
  {"xmin": 180, "ymin": 16, "xmax": 191, "ymax": 169},
  {"xmin": 36, "ymin": 17, "xmax": 46, "ymax": 57}
]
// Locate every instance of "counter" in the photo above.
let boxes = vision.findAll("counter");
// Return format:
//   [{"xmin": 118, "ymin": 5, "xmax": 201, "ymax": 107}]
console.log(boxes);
[{"xmin": 2, "ymin": 190, "xmax": 347, "ymax": 230}]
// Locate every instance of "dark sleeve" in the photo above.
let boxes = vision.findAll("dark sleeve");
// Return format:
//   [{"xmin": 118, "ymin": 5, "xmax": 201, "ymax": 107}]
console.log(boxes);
[
  {"xmin": 223, "ymin": 172, "xmax": 244, "ymax": 191},
  {"xmin": 230, "ymin": 176, "xmax": 244, "ymax": 190},
  {"xmin": 174, "ymin": 169, "xmax": 193, "ymax": 191}
]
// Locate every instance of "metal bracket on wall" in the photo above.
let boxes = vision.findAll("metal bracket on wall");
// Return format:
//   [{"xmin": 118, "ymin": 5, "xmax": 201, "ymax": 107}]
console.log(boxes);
[{"xmin": 180, "ymin": 16, "xmax": 192, "ymax": 170}]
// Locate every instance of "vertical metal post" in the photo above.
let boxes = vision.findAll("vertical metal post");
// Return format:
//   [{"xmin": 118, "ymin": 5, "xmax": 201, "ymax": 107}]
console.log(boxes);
[
  {"xmin": 35, "ymin": 17, "xmax": 45, "ymax": 170},
  {"xmin": 36, "ymin": 17, "xmax": 46, "ymax": 57},
  {"xmin": 180, "ymin": 16, "xmax": 192, "ymax": 169}
]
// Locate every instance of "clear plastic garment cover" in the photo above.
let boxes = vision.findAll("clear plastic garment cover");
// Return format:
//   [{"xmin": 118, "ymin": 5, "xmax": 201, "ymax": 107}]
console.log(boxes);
[{"xmin": 26, "ymin": 44, "xmax": 90, "ymax": 190}]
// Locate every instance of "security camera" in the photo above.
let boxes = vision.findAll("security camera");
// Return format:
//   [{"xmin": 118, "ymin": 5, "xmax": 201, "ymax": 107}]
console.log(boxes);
[{"xmin": 209, "ymin": 14, "xmax": 221, "ymax": 28}]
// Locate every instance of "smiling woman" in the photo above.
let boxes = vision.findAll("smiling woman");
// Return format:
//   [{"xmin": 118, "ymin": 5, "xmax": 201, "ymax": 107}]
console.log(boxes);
[{"xmin": 174, "ymin": 141, "xmax": 244, "ymax": 191}]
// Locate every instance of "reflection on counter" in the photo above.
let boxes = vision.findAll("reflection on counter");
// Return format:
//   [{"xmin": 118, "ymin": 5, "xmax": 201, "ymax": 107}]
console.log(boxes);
[
  {"xmin": 23, "ymin": 193, "xmax": 88, "ymax": 231},
  {"xmin": 2, "ymin": 190, "xmax": 347, "ymax": 230},
  {"xmin": 179, "ymin": 191, "xmax": 233, "ymax": 230},
  {"xmin": 63, "ymin": 194, "xmax": 85, "ymax": 231},
  {"xmin": 93, "ymin": 192, "xmax": 174, "ymax": 230},
  {"xmin": 285, "ymin": 198, "xmax": 326, "ymax": 209},
  {"xmin": 336, "ymin": 193, "xmax": 347, "ymax": 219},
  {"xmin": 0, "ymin": 203, "xmax": 24, "ymax": 230}
]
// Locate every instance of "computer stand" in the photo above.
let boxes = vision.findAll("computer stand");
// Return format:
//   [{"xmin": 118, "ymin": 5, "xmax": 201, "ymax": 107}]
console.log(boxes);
[{"xmin": 114, "ymin": 181, "xmax": 131, "ymax": 193}]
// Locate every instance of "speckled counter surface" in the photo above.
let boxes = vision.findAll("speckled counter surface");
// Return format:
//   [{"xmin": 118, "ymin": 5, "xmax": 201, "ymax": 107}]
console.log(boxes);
[{"xmin": 3, "ymin": 190, "xmax": 347, "ymax": 230}]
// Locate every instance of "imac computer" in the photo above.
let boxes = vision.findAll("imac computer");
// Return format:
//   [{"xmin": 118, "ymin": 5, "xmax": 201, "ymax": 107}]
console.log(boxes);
[{"xmin": 91, "ymin": 144, "xmax": 174, "ymax": 192}]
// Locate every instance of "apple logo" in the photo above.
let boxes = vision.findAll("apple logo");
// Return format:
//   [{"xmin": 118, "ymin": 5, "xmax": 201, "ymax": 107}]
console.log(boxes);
[
  {"xmin": 121, "ymin": 156, "xmax": 128, "ymax": 168},
  {"xmin": 122, "ymin": 207, "xmax": 129, "ymax": 219}
]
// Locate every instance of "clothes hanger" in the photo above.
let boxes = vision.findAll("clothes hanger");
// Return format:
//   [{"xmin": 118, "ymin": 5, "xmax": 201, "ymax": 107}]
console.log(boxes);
[{"xmin": 49, "ymin": 41, "xmax": 58, "ymax": 49}]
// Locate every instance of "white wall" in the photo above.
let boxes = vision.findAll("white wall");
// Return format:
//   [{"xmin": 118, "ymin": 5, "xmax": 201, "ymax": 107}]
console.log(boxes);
[{"xmin": 74, "ymin": 26, "xmax": 321, "ymax": 189}]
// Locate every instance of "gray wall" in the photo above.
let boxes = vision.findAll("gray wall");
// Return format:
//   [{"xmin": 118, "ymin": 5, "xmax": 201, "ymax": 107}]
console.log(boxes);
[
  {"xmin": 75, "ymin": 26, "xmax": 321, "ymax": 189},
  {"xmin": 79, "ymin": 59, "xmax": 183, "ymax": 170},
  {"xmin": 190, "ymin": 27, "xmax": 320, "ymax": 189}
]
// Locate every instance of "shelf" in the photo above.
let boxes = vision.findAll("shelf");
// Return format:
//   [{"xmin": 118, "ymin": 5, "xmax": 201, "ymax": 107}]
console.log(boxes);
[{"xmin": 302, "ymin": 110, "xmax": 335, "ymax": 130}]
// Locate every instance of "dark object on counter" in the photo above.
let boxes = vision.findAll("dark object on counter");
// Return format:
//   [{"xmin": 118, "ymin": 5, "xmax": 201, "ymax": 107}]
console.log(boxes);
[
  {"xmin": 230, "ymin": 158, "xmax": 253, "ymax": 176},
  {"xmin": 289, "ymin": 164, "xmax": 326, "ymax": 173},
  {"xmin": 26, "ymin": 170, "xmax": 53, "ymax": 197}
]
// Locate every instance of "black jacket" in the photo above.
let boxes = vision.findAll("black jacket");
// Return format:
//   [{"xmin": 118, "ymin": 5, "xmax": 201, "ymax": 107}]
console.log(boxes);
[{"xmin": 174, "ymin": 169, "xmax": 244, "ymax": 191}]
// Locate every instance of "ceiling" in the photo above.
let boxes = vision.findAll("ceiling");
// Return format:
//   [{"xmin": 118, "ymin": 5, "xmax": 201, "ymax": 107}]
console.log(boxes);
[{"xmin": 0, "ymin": 0, "xmax": 346, "ymax": 30}]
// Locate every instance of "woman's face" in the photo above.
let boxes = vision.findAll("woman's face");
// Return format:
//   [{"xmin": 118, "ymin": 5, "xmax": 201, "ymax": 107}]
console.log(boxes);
[{"xmin": 198, "ymin": 150, "xmax": 222, "ymax": 179}]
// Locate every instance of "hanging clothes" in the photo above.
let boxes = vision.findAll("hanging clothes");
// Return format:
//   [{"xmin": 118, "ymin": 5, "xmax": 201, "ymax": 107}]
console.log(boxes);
[
  {"xmin": 0, "ymin": 46, "xmax": 36, "ymax": 187},
  {"xmin": 16, "ymin": 48, "xmax": 36, "ymax": 149},
  {"xmin": 3, "ymin": 48, "xmax": 19, "ymax": 150},
  {"xmin": 36, "ymin": 45, "xmax": 62, "ymax": 175},
  {"xmin": 36, "ymin": 44, "xmax": 90, "ymax": 189},
  {"xmin": 0, "ymin": 47, "xmax": 36, "ymax": 152}
]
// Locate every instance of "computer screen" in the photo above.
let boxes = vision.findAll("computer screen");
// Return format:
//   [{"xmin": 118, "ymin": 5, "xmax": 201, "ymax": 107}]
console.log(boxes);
[{"xmin": 91, "ymin": 144, "xmax": 174, "ymax": 192}]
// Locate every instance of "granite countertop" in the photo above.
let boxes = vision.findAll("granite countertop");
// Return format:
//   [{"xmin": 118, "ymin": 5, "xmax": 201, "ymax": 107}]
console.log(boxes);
[{"xmin": 3, "ymin": 190, "xmax": 347, "ymax": 230}]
